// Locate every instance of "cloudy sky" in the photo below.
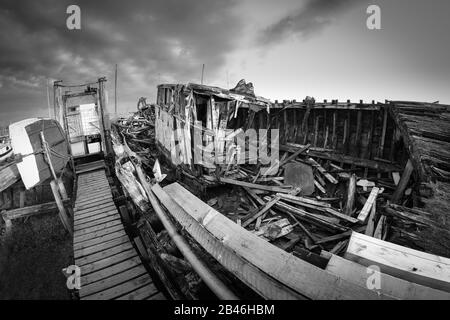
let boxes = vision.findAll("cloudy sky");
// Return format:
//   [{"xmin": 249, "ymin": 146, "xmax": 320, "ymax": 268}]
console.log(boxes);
[{"xmin": 0, "ymin": 0, "xmax": 449, "ymax": 126}]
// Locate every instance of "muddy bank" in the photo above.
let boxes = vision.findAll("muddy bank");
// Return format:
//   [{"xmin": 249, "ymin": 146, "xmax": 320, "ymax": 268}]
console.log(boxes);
[{"xmin": 0, "ymin": 213, "xmax": 72, "ymax": 300}]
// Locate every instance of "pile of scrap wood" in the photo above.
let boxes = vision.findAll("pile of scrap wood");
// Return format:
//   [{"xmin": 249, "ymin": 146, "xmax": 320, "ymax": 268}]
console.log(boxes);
[
  {"xmin": 155, "ymin": 181, "xmax": 450, "ymax": 299},
  {"xmin": 113, "ymin": 107, "xmax": 158, "ymax": 172},
  {"xmin": 112, "ymin": 107, "xmax": 450, "ymax": 299},
  {"xmin": 111, "ymin": 105, "xmax": 446, "ymax": 255},
  {"xmin": 201, "ymin": 143, "xmax": 399, "ymax": 256}
]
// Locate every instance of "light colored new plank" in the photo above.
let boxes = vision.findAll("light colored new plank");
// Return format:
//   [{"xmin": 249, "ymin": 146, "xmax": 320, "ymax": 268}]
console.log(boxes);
[
  {"xmin": 357, "ymin": 187, "xmax": 379, "ymax": 222},
  {"xmin": 80, "ymin": 265, "xmax": 148, "ymax": 298},
  {"xmin": 74, "ymin": 235, "xmax": 130, "ymax": 259},
  {"xmin": 345, "ymin": 232, "xmax": 450, "ymax": 292},
  {"xmin": 164, "ymin": 182, "xmax": 389, "ymax": 300},
  {"xmin": 325, "ymin": 253, "xmax": 450, "ymax": 300}
]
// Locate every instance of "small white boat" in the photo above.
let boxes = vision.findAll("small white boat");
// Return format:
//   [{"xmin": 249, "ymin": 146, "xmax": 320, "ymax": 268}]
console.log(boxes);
[
  {"xmin": 0, "ymin": 139, "xmax": 13, "ymax": 163},
  {"xmin": 9, "ymin": 118, "xmax": 70, "ymax": 189}
]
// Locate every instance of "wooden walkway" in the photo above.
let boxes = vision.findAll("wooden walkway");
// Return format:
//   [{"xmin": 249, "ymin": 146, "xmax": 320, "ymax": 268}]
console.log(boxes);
[{"xmin": 73, "ymin": 163, "xmax": 164, "ymax": 300}]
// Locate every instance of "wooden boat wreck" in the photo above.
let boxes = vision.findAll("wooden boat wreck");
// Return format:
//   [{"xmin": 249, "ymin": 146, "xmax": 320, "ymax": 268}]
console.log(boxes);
[
  {"xmin": 2, "ymin": 76, "xmax": 450, "ymax": 300},
  {"xmin": 111, "ymin": 79, "xmax": 450, "ymax": 299}
]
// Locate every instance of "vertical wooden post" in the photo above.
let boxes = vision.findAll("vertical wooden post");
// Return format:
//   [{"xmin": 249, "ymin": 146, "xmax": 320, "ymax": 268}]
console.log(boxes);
[
  {"xmin": 283, "ymin": 108, "xmax": 288, "ymax": 142},
  {"xmin": 302, "ymin": 102, "xmax": 312, "ymax": 144},
  {"xmin": 354, "ymin": 110, "xmax": 362, "ymax": 157},
  {"xmin": 292, "ymin": 109, "xmax": 298, "ymax": 142},
  {"xmin": 343, "ymin": 111, "xmax": 350, "ymax": 154},
  {"xmin": 344, "ymin": 174, "xmax": 356, "ymax": 216},
  {"xmin": 8, "ymin": 187, "xmax": 14, "ymax": 209},
  {"xmin": 50, "ymin": 180, "xmax": 72, "ymax": 235},
  {"xmin": 40, "ymin": 131, "xmax": 68, "ymax": 199},
  {"xmin": 378, "ymin": 107, "xmax": 388, "ymax": 159},
  {"xmin": 323, "ymin": 126, "xmax": 329, "ymax": 149},
  {"xmin": 313, "ymin": 116, "xmax": 319, "ymax": 147},
  {"xmin": 332, "ymin": 111, "xmax": 337, "ymax": 150},
  {"xmin": 19, "ymin": 188, "xmax": 26, "ymax": 208},
  {"xmin": 2, "ymin": 210, "xmax": 12, "ymax": 234}
]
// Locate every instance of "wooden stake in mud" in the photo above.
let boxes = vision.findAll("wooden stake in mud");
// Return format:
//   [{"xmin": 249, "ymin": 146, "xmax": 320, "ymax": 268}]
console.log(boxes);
[
  {"xmin": 50, "ymin": 180, "xmax": 72, "ymax": 235},
  {"xmin": 40, "ymin": 131, "xmax": 71, "ymax": 234},
  {"xmin": 39, "ymin": 131, "xmax": 68, "ymax": 200}
]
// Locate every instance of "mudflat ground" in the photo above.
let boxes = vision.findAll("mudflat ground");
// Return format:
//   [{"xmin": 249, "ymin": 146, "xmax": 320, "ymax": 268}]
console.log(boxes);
[{"xmin": 0, "ymin": 213, "xmax": 73, "ymax": 299}]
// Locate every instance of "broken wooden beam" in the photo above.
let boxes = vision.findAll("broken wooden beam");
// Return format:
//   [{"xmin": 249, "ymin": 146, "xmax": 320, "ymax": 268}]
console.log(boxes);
[
  {"xmin": 269, "ymin": 198, "xmax": 348, "ymax": 233},
  {"xmin": 242, "ymin": 195, "xmax": 281, "ymax": 228},
  {"xmin": 219, "ymin": 177, "xmax": 293, "ymax": 194},
  {"xmin": 357, "ymin": 187, "xmax": 380, "ymax": 222},
  {"xmin": 276, "ymin": 193, "xmax": 359, "ymax": 224},
  {"xmin": 279, "ymin": 144, "xmax": 310, "ymax": 167},
  {"xmin": 279, "ymin": 145, "xmax": 402, "ymax": 172},
  {"xmin": 391, "ymin": 159, "xmax": 414, "ymax": 204},
  {"xmin": 1, "ymin": 200, "xmax": 71, "ymax": 221},
  {"xmin": 307, "ymin": 158, "xmax": 338, "ymax": 184}
]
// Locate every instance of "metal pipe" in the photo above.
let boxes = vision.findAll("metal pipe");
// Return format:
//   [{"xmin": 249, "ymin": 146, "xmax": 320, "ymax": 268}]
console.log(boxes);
[{"xmin": 134, "ymin": 165, "xmax": 238, "ymax": 300}]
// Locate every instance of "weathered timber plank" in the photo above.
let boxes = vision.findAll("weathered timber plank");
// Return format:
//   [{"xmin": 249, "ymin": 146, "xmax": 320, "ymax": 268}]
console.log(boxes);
[
  {"xmin": 80, "ymin": 249, "xmax": 137, "ymax": 275},
  {"xmin": 345, "ymin": 232, "xmax": 450, "ymax": 292},
  {"xmin": 326, "ymin": 253, "xmax": 450, "ymax": 300},
  {"xmin": 80, "ymin": 265, "xmax": 147, "ymax": 298},
  {"xmin": 74, "ymin": 230, "xmax": 127, "ymax": 251},
  {"xmin": 75, "ymin": 242, "xmax": 134, "ymax": 267},
  {"xmin": 74, "ymin": 224, "xmax": 125, "ymax": 244},
  {"xmin": 74, "ymin": 235, "xmax": 130, "ymax": 259},
  {"xmin": 164, "ymin": 182, "xmax": 389, "ymax": 300},
  {"xmin": 83, "ymin": 274, "xmax": 153, "ymax": 300},
  {"xmin": 80, "ymin": 256, "xmax": 143, "ymax": 286}
]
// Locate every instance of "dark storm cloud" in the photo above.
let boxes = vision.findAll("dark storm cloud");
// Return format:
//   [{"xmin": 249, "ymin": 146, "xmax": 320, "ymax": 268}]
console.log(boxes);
[
  {"xmin": 0, "ymin": 0, "xmax": 241, "ymax": 121},
  {"xmin": 257, "ymin": 0, "xmax": 359, "ymax": 46}
]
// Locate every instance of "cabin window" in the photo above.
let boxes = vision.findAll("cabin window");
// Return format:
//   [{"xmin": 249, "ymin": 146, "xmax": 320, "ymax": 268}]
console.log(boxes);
[
  {"xmin": 194, "ymin": 94, "xmax": 209, "ymax": 127},
  {"xmin": 157, "ymin": 87, "xmax": 164, "ymax": 105},
  {"xmin": 164, "ymin": 88, "xmax": 173, "ymax": 105}
]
